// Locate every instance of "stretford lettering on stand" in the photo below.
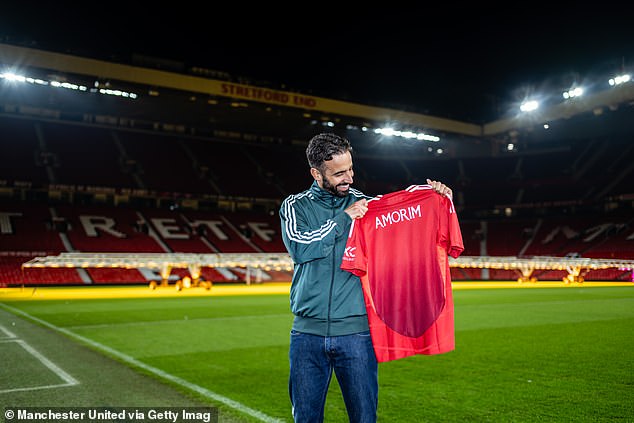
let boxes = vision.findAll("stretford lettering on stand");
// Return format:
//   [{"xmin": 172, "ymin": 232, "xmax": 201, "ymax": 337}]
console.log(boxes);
[{"xmin": 0, "ymin": 212, "xmax": 277, "ymax": 241}]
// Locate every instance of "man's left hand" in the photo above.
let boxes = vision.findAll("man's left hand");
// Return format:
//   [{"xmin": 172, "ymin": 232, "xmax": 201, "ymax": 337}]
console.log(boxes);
[{"xmin": 427, "ymin": 179, "xmax": 453, "ymax": 199}]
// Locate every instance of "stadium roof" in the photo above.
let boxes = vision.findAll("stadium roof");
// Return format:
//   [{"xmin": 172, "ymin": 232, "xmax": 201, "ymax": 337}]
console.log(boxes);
[{"xmin": 1, "ymin": 5, "xmax": 633, "ymax": 125}]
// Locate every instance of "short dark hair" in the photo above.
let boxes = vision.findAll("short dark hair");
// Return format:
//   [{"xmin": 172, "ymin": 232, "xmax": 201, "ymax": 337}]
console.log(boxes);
[{"xmin": 306, "ymin": 133, "xmax": 353, "ymax": 171}]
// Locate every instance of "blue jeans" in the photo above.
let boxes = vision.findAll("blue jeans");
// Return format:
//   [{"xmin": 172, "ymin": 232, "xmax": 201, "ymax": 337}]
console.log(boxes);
[{"xmin": 289, "ymin": 330, "xmax": 378, "ymax": 423}]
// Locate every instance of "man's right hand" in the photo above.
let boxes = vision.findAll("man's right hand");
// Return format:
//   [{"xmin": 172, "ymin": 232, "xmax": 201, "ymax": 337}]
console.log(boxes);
[{"xmin": 345, "ymin": 199, "xmax": 368, "ymax": 219}]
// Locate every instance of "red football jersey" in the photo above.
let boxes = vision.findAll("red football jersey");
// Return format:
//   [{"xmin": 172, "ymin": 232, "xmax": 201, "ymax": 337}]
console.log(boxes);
[{"xmin": 341, "ymin": 184, "xmax": 464, "ymax": 362}]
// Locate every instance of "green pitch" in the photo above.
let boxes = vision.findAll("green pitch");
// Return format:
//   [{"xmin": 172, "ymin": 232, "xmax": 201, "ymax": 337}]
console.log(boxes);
[{"xmin": 2, "ymin": 285, "xmax": 633, "ymax": 422}]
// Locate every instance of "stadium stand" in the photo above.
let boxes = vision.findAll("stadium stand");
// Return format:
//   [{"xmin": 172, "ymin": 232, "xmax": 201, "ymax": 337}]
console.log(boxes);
[
  {"xmin": 1, "ymin": 112, "xmax": 634, "ymax": 285},
  {"xmin": 0, "ymin": 116, "xmax": 49, "ymax": 186},
  {"xmin": 185, "ymin": 139, "xmax": 284, "ymax": 199},
  {"xmin": 1, "ymin": 43, "xmax": 633, "ymax": 286},
  {"xmin": 41, "ymin": 121, "xmax": 137, "ymax": 189},
  {"xmin": 1, "ymin": 115, "xmax": 632, "ymax": 285}
]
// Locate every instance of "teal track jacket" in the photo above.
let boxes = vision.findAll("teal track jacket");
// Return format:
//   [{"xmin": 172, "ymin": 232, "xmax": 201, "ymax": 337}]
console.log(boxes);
[{"xmin": 280, "ymin": 181, "xmax": 372, "ymax": 336}]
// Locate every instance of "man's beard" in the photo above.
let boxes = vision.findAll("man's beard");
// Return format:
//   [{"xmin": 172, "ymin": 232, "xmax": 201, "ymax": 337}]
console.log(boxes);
[{"xmin": 322, "ymin": 176, "xmax": 350, "ymax": 198}]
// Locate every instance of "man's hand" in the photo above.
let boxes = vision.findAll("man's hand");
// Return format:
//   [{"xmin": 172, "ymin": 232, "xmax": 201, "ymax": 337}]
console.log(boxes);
[
  {"xmin": 345, "ymin": 199, "xmax": 368, "ymax": 219},
  {"xmin": 427, "ymin": 179, "xmax": 453, "ymax": 199}
]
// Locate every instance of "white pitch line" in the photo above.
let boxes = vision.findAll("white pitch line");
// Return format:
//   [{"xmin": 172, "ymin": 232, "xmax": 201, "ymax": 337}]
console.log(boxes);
[
  {"xmin": 0, "ymin": 323, "xmax": 79, "ymax": 394},
  {"xmin": 0, "ymin": 338, "xmax": 79, "ymax": 394},
  {"xmin": 0, "ymin": 303, "xmax": 285, "ymax": 423},
  {"xmin": 0, "ymin": 323, "xmax": 17, "ymax": 339}
]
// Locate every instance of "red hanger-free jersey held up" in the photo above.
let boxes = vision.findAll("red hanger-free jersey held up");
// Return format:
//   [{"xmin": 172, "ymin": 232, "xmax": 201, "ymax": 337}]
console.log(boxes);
[{"xmin": 341, "ymin": 184, "xmax": 464, "ymax": 362}]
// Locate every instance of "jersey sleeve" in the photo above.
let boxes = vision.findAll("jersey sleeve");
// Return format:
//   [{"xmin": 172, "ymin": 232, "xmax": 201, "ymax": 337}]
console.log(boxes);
[
  {"xmin": 439, "ymin": 195, "xmax": 464, "ymax": 258},
  {"xmin": 340, "ymin": 219, "xmax": 368, "ymax": 277}
]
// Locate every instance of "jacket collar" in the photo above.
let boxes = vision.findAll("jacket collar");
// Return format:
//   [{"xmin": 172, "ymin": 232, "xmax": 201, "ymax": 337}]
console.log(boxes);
[{"xmin": 310, "ymin": 180, "xmax": 348, "ymax": 206}]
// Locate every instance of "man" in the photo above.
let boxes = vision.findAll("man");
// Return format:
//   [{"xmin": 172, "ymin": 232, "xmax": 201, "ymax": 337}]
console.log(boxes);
[{"xmin": 279, "ymin": 132, "xmax": 452, "ymax": 423}]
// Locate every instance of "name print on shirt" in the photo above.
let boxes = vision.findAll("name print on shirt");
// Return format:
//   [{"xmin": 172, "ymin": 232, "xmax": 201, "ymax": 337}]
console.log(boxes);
[{"xmin": 375, "ymin": 204, "xmax": 422, "ymax": 229}]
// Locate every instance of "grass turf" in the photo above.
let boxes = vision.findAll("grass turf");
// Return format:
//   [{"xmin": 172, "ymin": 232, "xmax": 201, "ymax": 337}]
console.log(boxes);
[{"xmin": 1, "ymin": 284, "xmax": 633, "ymax": 422}]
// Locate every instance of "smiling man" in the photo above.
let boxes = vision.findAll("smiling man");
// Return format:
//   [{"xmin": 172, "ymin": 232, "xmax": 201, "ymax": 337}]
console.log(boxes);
[
  {"xmin": 280, "ymin": 133, "xmax": 373, "ymax": 423},
  {"xmin": 279, "ymin": 132, "xmax": 451, "ymax": 423}
]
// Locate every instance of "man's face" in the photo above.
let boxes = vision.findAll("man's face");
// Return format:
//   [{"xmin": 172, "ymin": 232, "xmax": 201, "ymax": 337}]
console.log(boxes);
[{"xmin": 313, "ymin": 151, "xmax": 354, "ymax": 197}]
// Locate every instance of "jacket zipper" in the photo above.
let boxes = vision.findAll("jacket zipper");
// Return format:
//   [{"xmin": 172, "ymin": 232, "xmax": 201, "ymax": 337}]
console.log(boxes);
[{"xmin": 326, "ymin": 196, "xmax": 336, "ymax": 336}]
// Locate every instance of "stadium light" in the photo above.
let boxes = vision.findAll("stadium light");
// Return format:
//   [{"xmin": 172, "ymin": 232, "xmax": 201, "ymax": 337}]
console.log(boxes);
[
  {"xmin": 374, "ymin": 127, "xmax": 441, "ymax": 142},
  {"xmin": 1, "ymin": 71, "xmax": 48, "ymax": 86},
  {"xmin": 519, "ymin": 100, "xmax": 539, "ymax": 112},
  {"xmin": 1, "ymin": 68, "xmax": 140, "ymax": 98},
  {"xmin": 51, "ymin": 80, "xmax": 87, "ymax": 91},
  {"xmin": 562, "ymin": 87, "xmax": 584, "ymax": 99},
  {"xmin": 608, "ymin": 73, "xmax": 631, "ymax": 86}
]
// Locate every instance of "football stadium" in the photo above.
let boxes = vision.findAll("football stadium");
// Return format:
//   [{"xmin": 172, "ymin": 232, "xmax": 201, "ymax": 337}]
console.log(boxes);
[{"xmin": 1, "ymin": 16, "xmax": 634, "ymax": 423}]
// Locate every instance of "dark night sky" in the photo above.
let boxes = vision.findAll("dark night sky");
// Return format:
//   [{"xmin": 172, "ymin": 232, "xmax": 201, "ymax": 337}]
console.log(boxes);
[{"xmin": 1, "ymin": 3, "xmax": 632, "ymax": 123}]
